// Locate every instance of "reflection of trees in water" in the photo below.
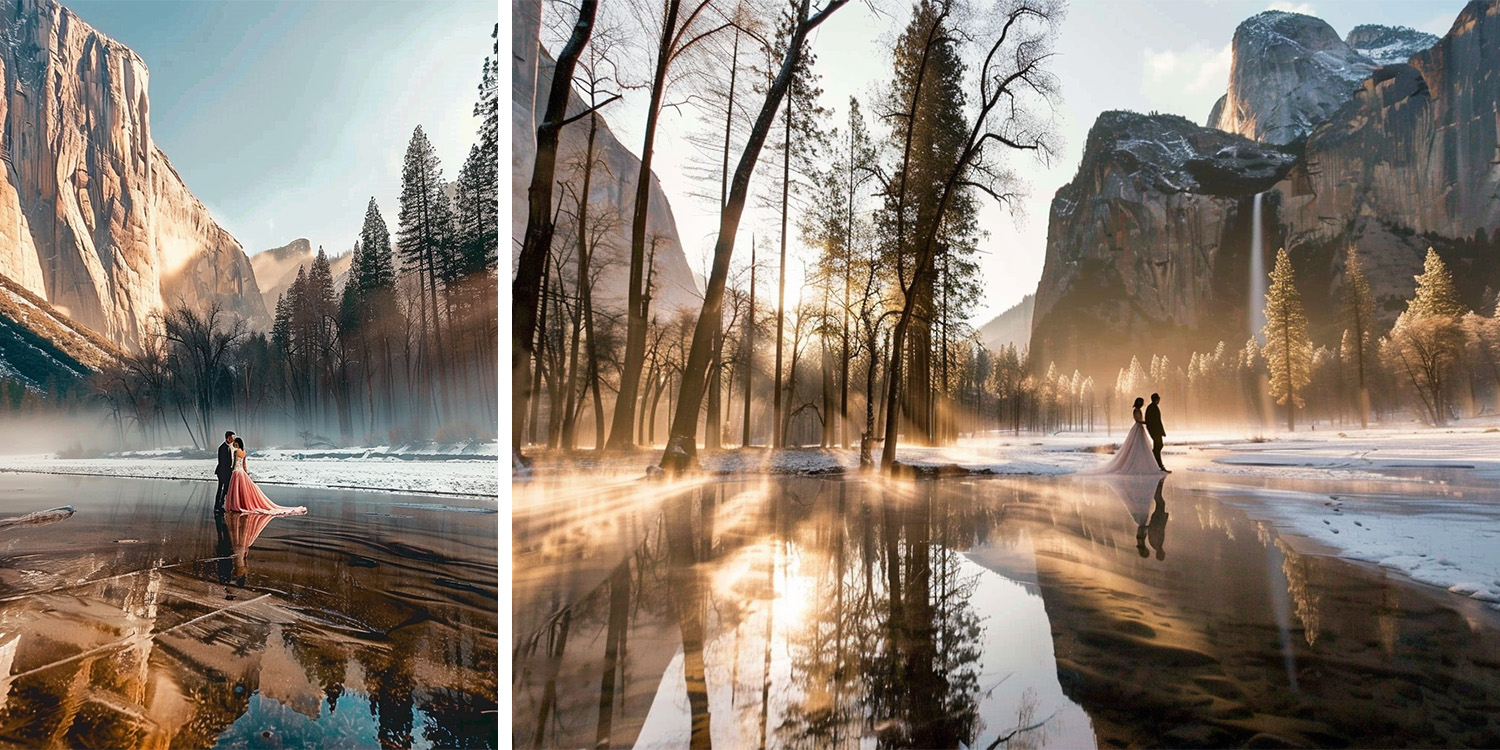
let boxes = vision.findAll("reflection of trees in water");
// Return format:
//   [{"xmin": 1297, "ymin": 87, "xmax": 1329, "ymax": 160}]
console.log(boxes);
[
  {"xmin": 1274, "ymin": 539, "xmax": 1322, "ymax": 646},
  {"xmin": 514, "ymin": 479, "xmax": 1005, "ymax": 749},
  {"xmin": 770, "ymin": 482, "xmax": 985, "ymax": 749}
]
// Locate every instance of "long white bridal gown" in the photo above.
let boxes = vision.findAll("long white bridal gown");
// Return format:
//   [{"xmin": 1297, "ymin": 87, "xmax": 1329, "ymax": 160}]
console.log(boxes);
[{"xmin": 1087, "ymin": 407, "xmax": 1164, "ymax": 475}]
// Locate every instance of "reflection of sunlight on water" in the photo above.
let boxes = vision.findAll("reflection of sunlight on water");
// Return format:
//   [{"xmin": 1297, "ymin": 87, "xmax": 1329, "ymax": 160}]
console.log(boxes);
[
  {"xmin": 772, "ymin": 545, "xmax": 813, "ymax": 638},
  {"xmin": 962, "ymin": 542, "xmax": 1097, "ymax": 750}
]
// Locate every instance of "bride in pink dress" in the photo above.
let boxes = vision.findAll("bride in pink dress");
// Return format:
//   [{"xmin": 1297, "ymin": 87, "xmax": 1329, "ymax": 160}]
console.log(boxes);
[{"xmin": 223, "ymin": 438, "xmax": 307, "ymax": 515}]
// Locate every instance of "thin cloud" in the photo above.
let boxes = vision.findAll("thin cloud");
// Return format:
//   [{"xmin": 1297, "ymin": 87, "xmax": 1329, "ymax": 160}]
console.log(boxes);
[{"xmin": 1142, "ymin": 43, "xmax": 1232, "ymax": 122}]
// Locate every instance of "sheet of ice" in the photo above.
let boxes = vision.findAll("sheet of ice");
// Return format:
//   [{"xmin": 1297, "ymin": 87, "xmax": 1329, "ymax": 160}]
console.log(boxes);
[
  {"xmin": 1204, "ymin": 483, "xmax": 1500, "ymax": 609},
  {"xmin": 1189, "ymin": 426, "xmax": 1500, "ymax": 484}
]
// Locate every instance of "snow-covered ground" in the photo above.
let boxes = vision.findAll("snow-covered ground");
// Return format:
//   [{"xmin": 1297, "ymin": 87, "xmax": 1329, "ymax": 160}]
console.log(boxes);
[{"xmin": 0, "ymin": 441, "xmax": 500, "ymax": 498}]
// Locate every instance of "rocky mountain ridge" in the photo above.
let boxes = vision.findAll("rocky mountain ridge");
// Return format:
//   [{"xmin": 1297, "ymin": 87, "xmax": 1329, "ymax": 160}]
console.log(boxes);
[
  {"xmin": 248, "ymin": 238, "xmax": 353, "ymax": 313},
  {"xmin": 977, "ymin": 295, "xmax": 1033, "ymax": 354},
  {"xmin": 1345, "ymin": 23, "xmax": 1439, "ymax": 65}
]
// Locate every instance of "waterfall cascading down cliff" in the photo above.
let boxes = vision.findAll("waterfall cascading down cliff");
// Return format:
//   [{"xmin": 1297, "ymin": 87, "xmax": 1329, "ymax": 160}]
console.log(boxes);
[{"xmin": 1250, "ymin": 192, "xmax": 1265, "ymax": 340}]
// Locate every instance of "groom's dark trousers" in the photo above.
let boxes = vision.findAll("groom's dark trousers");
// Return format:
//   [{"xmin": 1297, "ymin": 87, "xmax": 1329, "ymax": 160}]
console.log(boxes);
[
  {"xmin": 214, "ymin": 441, "xmax": 232, "ymax": 512},
  {"xmin": 1145, "ymin": 403, "xmax": 1166, "ymax": 470}
]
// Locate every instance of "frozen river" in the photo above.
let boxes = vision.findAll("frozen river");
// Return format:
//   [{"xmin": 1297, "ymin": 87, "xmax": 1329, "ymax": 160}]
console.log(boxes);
[
  {"xmin": 514, "ymin": 469, "xmax": 1500, "ymax": 748},
  {"xmin": 0, "ymin": 472, "xmax": 497, "ymax": 748}
]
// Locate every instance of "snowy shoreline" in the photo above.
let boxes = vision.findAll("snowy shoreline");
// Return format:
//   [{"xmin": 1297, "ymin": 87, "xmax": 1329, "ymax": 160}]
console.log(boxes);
[{"xmin": 0, "ymin": 442, "xmax": 501, "ymax": 499}]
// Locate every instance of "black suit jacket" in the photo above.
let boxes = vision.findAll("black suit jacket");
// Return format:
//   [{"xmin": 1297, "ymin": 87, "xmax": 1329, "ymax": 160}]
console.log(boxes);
[
  {"xmin": 1145, "ymin": 403, "xmax": 1165, "ymax": 438},
  {"xmin": 217, "ymin": 441, "xmax": 233, "ymax": 478}
]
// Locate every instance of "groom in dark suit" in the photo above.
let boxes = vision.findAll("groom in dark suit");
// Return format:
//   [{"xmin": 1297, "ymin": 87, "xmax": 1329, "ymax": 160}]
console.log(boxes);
[
  {"xmin": 1146, "ymin": 394, "xmax": 1168, "ymax": 472},
  {"xmin": 214, "ymin": 430, "xmax": 235, "ymax": 513}
]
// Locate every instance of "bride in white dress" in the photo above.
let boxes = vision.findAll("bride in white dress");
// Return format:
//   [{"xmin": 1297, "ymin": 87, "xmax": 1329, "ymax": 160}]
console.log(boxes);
[{"xmin": 1087, "ymin": 397, "xmax": 1165, "ymax": 475}]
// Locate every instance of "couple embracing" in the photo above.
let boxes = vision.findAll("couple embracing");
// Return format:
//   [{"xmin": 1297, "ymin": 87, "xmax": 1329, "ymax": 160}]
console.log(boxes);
[
  {"xmin": 214, "ymin": 430, "xmax": 307, "ymax": 516},
  {"xmin": 1093, "ymin": 393, "xmax": 1170, "ymax": 475}
]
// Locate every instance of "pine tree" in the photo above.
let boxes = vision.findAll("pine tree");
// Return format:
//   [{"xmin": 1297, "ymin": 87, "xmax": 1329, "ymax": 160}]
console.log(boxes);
[
  {"xmin": 1386, "ymin": 248, "xmax": 1468, "ymax": 425},
  {"xmin": 1340, "ymin": 246, "xmax": 1376, "ymax": 428},
  {"xmin": 397, "ymin": 125, "xmax": 454, "ymax": 425},
  {"xmin": 1261, "ymin": 248, "xmax": 1312, "ymax": 431},
  {"xmin": 475, "ymin": 25, "xmax": 498, "ymax": 216},
  {"xmin": 1410, "ymin": 247, "xmax": 1464, "ymax": 319},
  {"xmin": 878, "ymin": 0, "xmax": 978, "ymax": 446},
  {"xmin": 358, "ymin": 197, "xmax": 396, "ymax": 292},
  {"xmin": 454, "ymin": 145, "xmax": 497, "ymax": 279},
  {"xmin": 344, "ymin": 198, "xmax": 401, "ymax": 436}
]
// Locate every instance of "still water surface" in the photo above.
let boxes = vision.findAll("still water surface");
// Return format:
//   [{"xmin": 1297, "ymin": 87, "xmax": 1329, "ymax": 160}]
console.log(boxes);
[
  {"xmin": 513, "ymin": 472, "xmax": 1500, "ymax": 749},
  {"xmin": 0, "ymin": 472, "xmax": 497, "ymax": 748}
]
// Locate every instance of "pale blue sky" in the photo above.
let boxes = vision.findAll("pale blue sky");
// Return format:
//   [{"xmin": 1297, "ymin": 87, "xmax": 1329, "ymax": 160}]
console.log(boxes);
[
  {"xmin": 67, "ymin": 0, "xmax": 498, "ymax": 259},
  {"xmin": 595, "ymin": 0, "xmax": 1466, "ymax": 325}
]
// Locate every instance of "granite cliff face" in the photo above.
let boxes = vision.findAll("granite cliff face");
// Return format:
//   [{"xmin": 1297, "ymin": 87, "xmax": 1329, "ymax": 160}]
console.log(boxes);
[
  {"xmin": 1030, "ymin": 1, "xmax": 1500, "ymax": 376},
  {"xmin": 1029, "ymin": 112, "xmax": 1295, "ymax": 372},
  {"xmin": 510, "ymin": 0, "xmax": 699, "ymax": 314},
  {"xmin": 1207, "ymin": 11, "xmax": 1374, "ymax": 145},
  {"xmin": 1269, "ymin": 1, "xmax": 1500, "ymax": 320},
  {"xmin": 0, "ymin": 0, "xmax": 268, "ymax": 353}
]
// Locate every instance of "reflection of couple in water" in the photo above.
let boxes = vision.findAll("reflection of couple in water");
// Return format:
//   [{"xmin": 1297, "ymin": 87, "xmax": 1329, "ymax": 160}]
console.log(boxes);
[
  {"xmin": 215, "ymin": 511, "xmax": 278, "ymax": 594},
  {"xmin": 1133, "ymin": 477, "xmax": 1169, "ymax": 560}
]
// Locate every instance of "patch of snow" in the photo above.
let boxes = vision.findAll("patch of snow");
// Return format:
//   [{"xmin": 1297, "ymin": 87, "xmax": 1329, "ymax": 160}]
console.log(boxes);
[{"xmin": 1206, "ymin": 483, "xmax": 1500, "ymax": 610}]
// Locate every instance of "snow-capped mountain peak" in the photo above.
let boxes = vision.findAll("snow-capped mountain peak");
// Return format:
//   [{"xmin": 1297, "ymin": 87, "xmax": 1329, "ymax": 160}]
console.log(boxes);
[{"xmin": 1345, "ymin": 23, "xmax": 1440, "ymax": 66}]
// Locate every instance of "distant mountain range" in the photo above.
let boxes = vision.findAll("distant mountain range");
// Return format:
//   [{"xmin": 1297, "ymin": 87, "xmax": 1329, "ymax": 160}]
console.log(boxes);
[
  {"xmin": 248, "ymin": 239, "xmax": 354, "ymax": 313},
  {"xmin": 976, "ymin": 295, "xmax": 1033, "ymax": 353}
]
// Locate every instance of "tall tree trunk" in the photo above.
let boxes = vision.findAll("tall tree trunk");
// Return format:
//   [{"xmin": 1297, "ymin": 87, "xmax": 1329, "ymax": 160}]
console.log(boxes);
[
  {"xmin": 704, "ymin": 29, "xmax": 742, "ymax": 453},
  {"xmin": 705, "ymin": 337, "xmax": 723, "ymax": 450},
  {"xmin": 860, "ymin": 316, "xmax": 879, "ymax": 467},
  {"xmin": 821, "ymin": 328, "xmax": 833, "ymax": 447},
  {"xmin": 609, "ymin": 0, "xmax": 684, "ymax": 450},
  {"xmin": 511, "ymin": 0, "xmax": 598, "ymax": 463},
  {"xmin": 583, "ymin": 274, "xmax": 606, "ymax": 451},
  {"xmin": 561, "ymin": 111, "xmax": 601, "ymax": 450},
  {"xmin": 742, "ymin": 236, "xmax": 756, "ymax": 448},
  {"xmin": 772, "ymin": 96, "xmax": 792, "ymax": 449},
  {"xmin": 528, "ymin": 261, "xmax": 549, "ymax": 446}
]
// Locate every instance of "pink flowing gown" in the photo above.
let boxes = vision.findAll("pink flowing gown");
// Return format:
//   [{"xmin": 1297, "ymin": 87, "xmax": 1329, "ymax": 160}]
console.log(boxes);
[{"xmin": 223, "ymin": 453, "xmax": 307, "ymax": 515}]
